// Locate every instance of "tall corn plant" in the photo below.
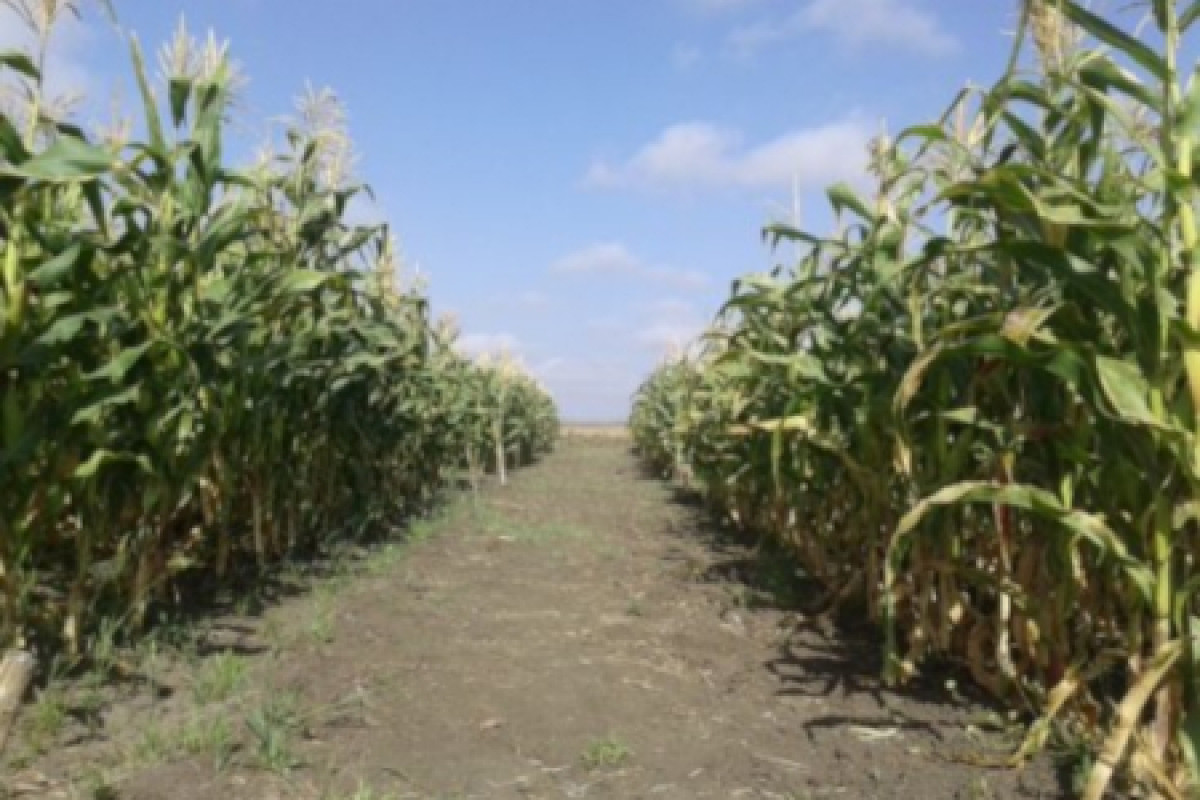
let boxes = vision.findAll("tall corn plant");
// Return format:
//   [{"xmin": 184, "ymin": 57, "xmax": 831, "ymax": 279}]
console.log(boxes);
[
  {"xmin": 0, "ymin": 9, "xmax": 558, "ymax": 666},
  {"xmin": 891, "ymin": 4, "xmax": 1200, "ymax": 795},
  {"xmin": 631, "ymin": 2, "xmax": 1200, "ymax": 795}
]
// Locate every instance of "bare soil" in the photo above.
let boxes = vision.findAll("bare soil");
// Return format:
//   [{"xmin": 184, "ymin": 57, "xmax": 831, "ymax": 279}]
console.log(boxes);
[{"xmin": 4, "ymin": 439, "xmax": 1068, "ymax": 799}]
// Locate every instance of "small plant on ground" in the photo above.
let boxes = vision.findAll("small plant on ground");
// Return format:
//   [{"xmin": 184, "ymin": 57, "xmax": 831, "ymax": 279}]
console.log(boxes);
[
  {"xmin": 310, "ymin": 595, "xmax": 336, "ymax": 645},
  {"xmin": 366, "ymin": 543, "xmax": 403, "ymax": 575},
  {"xmin": 180, "ymin": 714, "xmax": 237, "ymax": 771},
  {"xmin": 966, "ymin": 776, "xmax": 996, "ymax": 800},
  {"xmin": 246, "ymin": 692, "xmax": 305, "ymax": 773},
  {"xmin": 82, "ymin": 617, "xmax": 123, "ymax": 680},
  {"xmin": 192, "ymin": 650, "xmax": 248, "ymax": 705},
  {"xmin": 132, "ymin": 718, "xmax": 179, "ymax": 765},
  {"xmin": 72, "ymin": 768, "xmax": 120, "ymax": 800},
  {"xmin": 262, "ymin": 616, "xmax": 290, "ymax": 656},
  {"xmin": 580, "ymin": 736, "xmax": 632, "ymax": 770},
  {"xmin": 74, "ymin": 686, "xmax": 107, "ymax": 738},
  {"xmin": 24, "ymin": 688, "xmax": 68, "ymax": 754}
]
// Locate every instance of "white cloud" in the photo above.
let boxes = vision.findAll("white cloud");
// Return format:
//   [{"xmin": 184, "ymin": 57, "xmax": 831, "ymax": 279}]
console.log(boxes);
[
  {"xmin": 551, "ymin": 242, "xmax": 710, "ymax": 291},
  {"xmin": 728, "ymin": 0, "xmax": 959, "ymax": 58},
  {"xmin": 552, "ymin": 242, "xmax": 642, "ymax": 275},
  {"xmin": 636, "ymin": 297, "xmax": 707, "ymax": 354},
  {"xmin": 585, "ymin": 119, "xmax": 870, "ymax": 192},
  {"xmin": 532, "ymin": 296, "xmax": 718, "ymax": 418},
  {"xmin": 535, "ymin": 356, "xmax": 643, "ymax": 422}
]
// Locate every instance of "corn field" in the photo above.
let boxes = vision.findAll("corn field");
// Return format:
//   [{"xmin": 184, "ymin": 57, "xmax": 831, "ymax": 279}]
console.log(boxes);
[
  {"xmin": 0, "ymin": 11, "xmax": 557, "ymax": 661},
  {"xmin": 632, "ymin": 2, "xmax": 1200, "ymax": 796}
]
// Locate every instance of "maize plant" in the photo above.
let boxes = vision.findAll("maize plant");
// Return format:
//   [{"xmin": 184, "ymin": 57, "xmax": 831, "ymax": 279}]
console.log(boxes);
[
  {"xmin": 432, "ymin": 331, "xmax": 559, "ymax": 492},
  {"xmin": 631, "ymin": 2, "xmax": 1200, "ymax": 795},
  {"xmin": 0, "ymin": 12, "xmax": 556, "ymax": 665}
]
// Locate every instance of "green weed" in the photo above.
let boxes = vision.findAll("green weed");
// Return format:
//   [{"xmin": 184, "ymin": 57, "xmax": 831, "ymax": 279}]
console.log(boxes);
[
  {"xmin": 246, "ymin": 692, "xmax": 304, "ymax": 773},
  {"xmin": 192, "ymin": 650, "xmax": 248, "ymax": 705},
  {"xmin": 580, "ymin": 736, "xmax": 632, "ymax": 770}
]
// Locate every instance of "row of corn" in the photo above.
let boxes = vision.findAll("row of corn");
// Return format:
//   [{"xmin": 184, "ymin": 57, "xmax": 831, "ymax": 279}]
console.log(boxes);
[
  {"xmin": 632, "ymin": 2, "xmax": 1200, "ymax": 796},
  {"xmin": 0, "ymin": 13, "xmax": 557, "ymax": 660}
]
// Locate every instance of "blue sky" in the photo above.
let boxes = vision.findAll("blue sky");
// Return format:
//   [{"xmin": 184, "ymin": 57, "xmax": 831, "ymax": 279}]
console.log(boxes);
[{"xmin": 6, "ymin": 1, "xmax": 1026, "ymax": 420}]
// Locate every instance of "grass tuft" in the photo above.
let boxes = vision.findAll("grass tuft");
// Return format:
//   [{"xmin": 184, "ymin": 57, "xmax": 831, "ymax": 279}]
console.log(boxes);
[{"xmin": 580, "ymin": 736, "xmax": 632, "ymax": 770}]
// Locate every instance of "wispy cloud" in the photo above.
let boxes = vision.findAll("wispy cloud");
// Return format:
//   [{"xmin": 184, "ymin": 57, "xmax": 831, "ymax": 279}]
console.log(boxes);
[
  {"xmin": 728, "ymin": 0, "xmax": 959, "ymax": 58},
  {"xmin": 636, "ymin": 320, "xmax": 705, "ymax": 351},
  {"xmin": 646, "ymin": 266, "xmax": 709, "ymax": 291},
  {"xmin": 552, "ymin": 242, "xmax": 641, "ymax": 275},
  {"xmin": 535, "ymin": 356, "xmax": 567, "ymax": 374},
  {"xmin": 536, "ymin": 355, "xmax": 643, "ymax": 422},
  {"xmin": 676, "ymin": 0, "xmax": 773, "ymax": 14},
  {"xmin": 645, "ymin": 297, "xmax": 700, "ymax": 318},
  {"xmin": 551, "ymin": 242, "xmax": 710, "ymax": 290},
  {"xmin": 636, "ymin": 297, "xmax": 707, "ymax": 353},
  {"xmin": 671, "ymin": 42, "xmax": 702, "ymax": 71},
  {"xmin": 456, "ymin": 331, "xmax": 522, "ymax": 358},
  {"xmin": 585, "ymin": 119, "xmax": 870, "ymax": 192},
  {"xmin": 508, "ymin": 289, "xmax": 550, "ymax": 308}
]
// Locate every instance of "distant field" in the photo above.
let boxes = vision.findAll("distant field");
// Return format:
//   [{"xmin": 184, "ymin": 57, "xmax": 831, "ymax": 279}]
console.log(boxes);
[{"xmin": 561, "ymin": 422, "xmax": 629, "ymax": 439}]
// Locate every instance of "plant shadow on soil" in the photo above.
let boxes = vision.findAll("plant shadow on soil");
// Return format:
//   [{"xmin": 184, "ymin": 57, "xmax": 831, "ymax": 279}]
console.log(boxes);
[
  {"xmin": 8, "ymin": 442, "xmax": 1076, "ymax": 799},
  {"xmin": 641, "ymin": 461, "xmax": 1078, "ymax": 797},
  {"xmin": 3, "ymin": 486, "xmax": 483, "ymax": 761},
  {"xmin": 107, "ymin": 482, "xmax": 489, "ymax": 648}
]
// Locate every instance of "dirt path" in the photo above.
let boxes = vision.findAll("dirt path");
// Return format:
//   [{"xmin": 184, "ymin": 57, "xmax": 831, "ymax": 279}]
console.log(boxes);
[{"xmin": 7, "ymin": 439, "xmax": 1066, "ymax": 799}]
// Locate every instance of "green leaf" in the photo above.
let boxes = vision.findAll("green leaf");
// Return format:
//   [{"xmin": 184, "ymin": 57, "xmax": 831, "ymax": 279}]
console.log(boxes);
[
  {"xmin": 36, "ymin": 306, "xmax": 119, "ymax": 345},
  {"xmin": 73, "ymin": 448, "xmax": 153, "ymax": 479},
  {"xmin": 278, "ymin": 269, "xmax": 339, "ymax": 294},
  {"xmin": 1152, "ymin": 0, "xmax": 1171, "ymax": 30},
  {"xmin": 129, "ymin": 36, "xmax": 167, "ymax": 156},
  {"xmin": 1180, "ymin": 65, "xmax": 1200, "ymax": 138},
  {"xmin": 27, "ymin": 244, "xmax": 88, "ymax": 289},
  {"xmin": 168, "ymin": 77, "xmax": 190, "ymax": 128},
  {"xmin": 1077, "ymin": 60, "xmax": 1158, "ymax": 114},
  {"xmin": 893, "ymin": 481, "xmax": 1153, "ymax": 600},
  {"xmin": 1182, "ymin": 1, "xmax": 1200, "ymax": 32},
  {"xmin": 827, "ymin": 182, "xmax": 874, "ymax": 223},
  {"xmin": 1062, "ymin": 1, "xmax": 1168, "ymax": 81},
  {"xmin": 70, "ymin": 386, "xmax": 141, "ymax": 426},
  {"xmin": 86, "ymin": 342, "xmax": 153, "ymax": 383},
  {"xmin": 0, "ymin": 51, "xmax": 38, "ymax": 81},
  {"xmin": 0, "ymin": 114, "xmax": 28, "ymax": 163},
  {"xmin": 1095, "ymin": 356, "xmax": 1168, "ymax": 430},
  {"xmin": 5, "ymin": 135, "xmax": 112, "ymax": 181}
]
